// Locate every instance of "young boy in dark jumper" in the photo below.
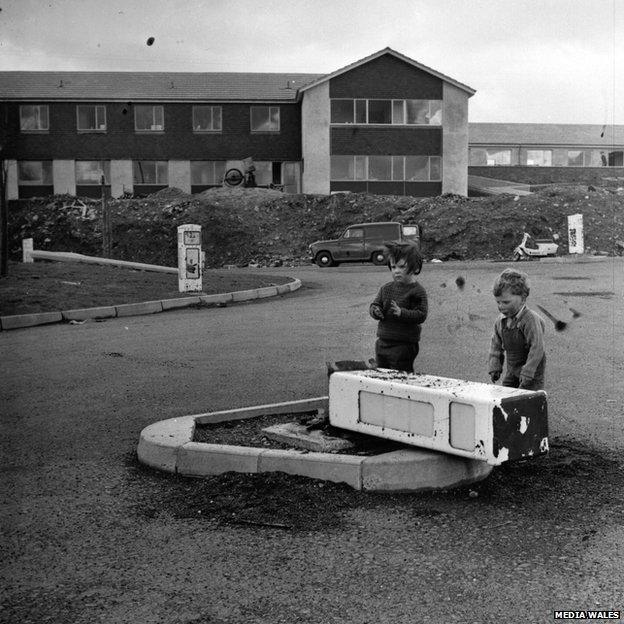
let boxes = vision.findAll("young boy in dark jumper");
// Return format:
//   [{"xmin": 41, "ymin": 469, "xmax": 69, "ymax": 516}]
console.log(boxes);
[
  {"xmin": 488, "ymin": 268, "xmax": 546, "ymax": 390},
  {"xmin": 369, "ymin": 242, "xmax": 428, "ymax": 373}
]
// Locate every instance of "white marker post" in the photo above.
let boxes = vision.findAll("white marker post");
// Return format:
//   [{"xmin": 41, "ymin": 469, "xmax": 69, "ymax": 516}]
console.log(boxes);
[
  {"xmin": 177, "ymin": 224, "xmax": 203, "ymax": 293},
  {"xmin": 22, "ymin": 238, "xmax": 34, "ymax": 263},
  {"xmin": 567, "ymin": 213, "xmax": 584, "ymax": 254}
]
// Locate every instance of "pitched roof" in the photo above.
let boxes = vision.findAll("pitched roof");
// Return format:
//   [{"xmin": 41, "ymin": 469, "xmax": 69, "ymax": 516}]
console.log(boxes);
[
  {"xmin": 469, "ymin": 122, "xmax": 624, "ymax": 147},
  {"xmin": 0, "ymin": 71, "xmax": 325, "ymax": 102},
  {"xmin": 299, "ymin": 47, "xmax": 476, "ymax": 96}
]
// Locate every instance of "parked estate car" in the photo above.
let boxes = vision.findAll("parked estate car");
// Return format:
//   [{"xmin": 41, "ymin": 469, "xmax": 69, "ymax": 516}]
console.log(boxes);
[{"xmin": 309, "ymin": 222, "xmax": 422, "ymax": 267}]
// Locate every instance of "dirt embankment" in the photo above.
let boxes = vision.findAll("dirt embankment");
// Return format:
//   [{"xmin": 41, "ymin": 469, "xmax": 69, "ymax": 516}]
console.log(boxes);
[{"xmin": 8, "ymin": 184, "xmax": 624, "ymax": 267}]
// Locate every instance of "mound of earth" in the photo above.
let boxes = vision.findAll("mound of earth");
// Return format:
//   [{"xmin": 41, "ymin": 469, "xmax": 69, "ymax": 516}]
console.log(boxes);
[{"xmin": 8, "ymin": 184, "xmax": 624, "ymax": 268}]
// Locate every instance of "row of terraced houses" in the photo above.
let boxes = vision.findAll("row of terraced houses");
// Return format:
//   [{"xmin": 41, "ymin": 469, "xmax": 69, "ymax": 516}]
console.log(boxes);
[{"xmin": 1, "ymin": 48, "xmax": 623, "ymax": 200}]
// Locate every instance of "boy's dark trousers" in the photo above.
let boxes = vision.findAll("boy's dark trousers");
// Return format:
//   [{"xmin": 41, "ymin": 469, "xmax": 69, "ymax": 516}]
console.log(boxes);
[{"xmin": 375, "ymin": 339, "xmax": 419, "ymax": 373}]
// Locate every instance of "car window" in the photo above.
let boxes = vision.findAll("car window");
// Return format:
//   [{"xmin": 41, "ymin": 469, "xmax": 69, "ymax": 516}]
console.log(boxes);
[
  {"xmin": 343, "ymin": 228, "xmax": 364, "ymax": 239},
  {"xmin": 364, "ymin": 224, "xmax": 400, "ymax": 238}
]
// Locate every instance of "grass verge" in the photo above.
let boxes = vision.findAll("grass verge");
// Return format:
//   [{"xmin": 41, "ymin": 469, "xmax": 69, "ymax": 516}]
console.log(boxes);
[{"xmin": 0, "ymin": 261, "xmax": 292, "ymax": 316}]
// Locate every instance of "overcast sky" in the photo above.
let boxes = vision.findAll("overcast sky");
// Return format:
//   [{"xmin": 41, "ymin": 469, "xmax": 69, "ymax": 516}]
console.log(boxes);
[{"xmin": 1, "ymin": 0, "xmax": 622, "ymax": 124}]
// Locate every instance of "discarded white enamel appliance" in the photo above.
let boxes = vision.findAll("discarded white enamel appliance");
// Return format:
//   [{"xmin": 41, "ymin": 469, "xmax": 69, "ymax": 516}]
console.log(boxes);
[{"xmin": 329, "ymin": 369, "xmax": 548, "ymax": 466}]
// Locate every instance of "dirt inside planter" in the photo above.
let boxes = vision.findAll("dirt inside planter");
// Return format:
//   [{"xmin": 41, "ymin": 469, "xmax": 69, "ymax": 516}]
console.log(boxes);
[{"xmin": 192, "ymin": 411, "xmax": 409, "ymax": 456}]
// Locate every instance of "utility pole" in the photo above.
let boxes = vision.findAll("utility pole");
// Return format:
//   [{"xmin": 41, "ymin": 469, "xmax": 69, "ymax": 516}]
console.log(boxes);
[{"xmin": 0, "ymin": 147, "xmax": 8, "ymax": 277}]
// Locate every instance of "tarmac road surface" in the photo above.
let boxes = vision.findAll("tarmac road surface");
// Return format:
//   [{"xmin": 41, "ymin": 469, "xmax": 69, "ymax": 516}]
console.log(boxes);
[{"xmin": 1, "ymin": 258, "xmax": 623, "ymax": 623}]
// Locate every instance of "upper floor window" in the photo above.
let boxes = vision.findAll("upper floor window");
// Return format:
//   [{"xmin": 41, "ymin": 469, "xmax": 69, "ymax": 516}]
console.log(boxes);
[
  {"xmin": 135, "ymin": 105, "xmax": 164, "ymax": 131},
  {"xmin": 251, "ymin": 106, "xmax": 280, "ymax": 132},
  {"xmin": 17, "ymin": 160, "xmax": 53, "ymax": 184},
  {"xmin": 77, "ymin": 105, "xmax": 106, "ymax": 132},
  {"xmin": 331, "ymin": 99, "xmax": 441, "ymax": 125},
  {"xmin": 191, "ymin": 161, "xmax": 226, "ymax": 185},
  {"xmin": 331, "ymin": 155, "xmax": 441, "ymax": 181},
  {"xmin": 76, "ymin": 161, "xmax": 111, "ymax": 184},
  {"xmin": 20, "ymin": 105, "xmax": 49, "ymax": 131},
  {"xmin": 193, "ymin": 106, "xmax": 222, "ymax": 132},
  {"xmin": 133, "ymin": 160, "xmax": 168, "ymax": 184},
  {"xmin": 526, "ymin": 150, "xmax": 552, "ymax": 166}
]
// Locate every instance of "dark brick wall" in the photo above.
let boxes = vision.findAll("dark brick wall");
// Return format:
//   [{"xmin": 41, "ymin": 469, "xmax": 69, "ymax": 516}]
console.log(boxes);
[
  {"xmin": 329, "ymin": 54, "xmax": 443, "ymax": 99},
  {"xmin": 469, "ymin": 166, "xmax": 624, "ymax": 186},
  {"xmin": 3, "ymin": 102, "xmax": 303, "ymax": 161},
  {"xmin": 331, "ymin": 126, "xmax": 441, "ymax": 155}
]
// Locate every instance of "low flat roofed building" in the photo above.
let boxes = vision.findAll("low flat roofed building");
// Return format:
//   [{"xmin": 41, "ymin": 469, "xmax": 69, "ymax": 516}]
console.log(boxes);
[{"xmin": 469, "ymin": 122, "xmax": 624, "ymax": 168}]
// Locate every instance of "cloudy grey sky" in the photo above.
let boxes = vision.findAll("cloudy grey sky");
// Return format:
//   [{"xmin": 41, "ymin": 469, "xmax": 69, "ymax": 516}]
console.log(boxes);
[{"xmin": 1, "ymin": 0, "xmax": 621, "ymax": 124}]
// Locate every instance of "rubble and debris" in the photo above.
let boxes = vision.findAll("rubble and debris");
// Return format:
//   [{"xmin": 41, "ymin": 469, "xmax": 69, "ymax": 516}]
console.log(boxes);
[{"xmin": 8, "ymin": 184, "xmax": 624, "ymax": 268}]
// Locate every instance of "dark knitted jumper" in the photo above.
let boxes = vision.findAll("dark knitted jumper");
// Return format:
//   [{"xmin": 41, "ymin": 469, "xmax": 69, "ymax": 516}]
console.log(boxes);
[{"xmin": 370, "ymin": 280, "xmax": 428, "ymax": 343}]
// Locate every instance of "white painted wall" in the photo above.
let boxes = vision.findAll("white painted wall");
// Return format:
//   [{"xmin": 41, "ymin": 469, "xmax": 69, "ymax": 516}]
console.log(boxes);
[
  {"xmin": 111, "ymin": 160, "xmax": 133, "ymax": 198},
  {"xmin": 168, "ymin": 160, "xmax": 191, "ymax": 193},
  {"xmin": 5, "ymin": 159, "xmax": 18, "ymax": 200},
  {"xmin": 442, "ymin": 83, "xmax": 470, "ymax": 196},
  {"xmin": 301, "ymin": 82, "xmax": 330, "ymax": 195},
  {"xmin": 53, "ymin": 160, "xmax": 76, "ymax": 196}
]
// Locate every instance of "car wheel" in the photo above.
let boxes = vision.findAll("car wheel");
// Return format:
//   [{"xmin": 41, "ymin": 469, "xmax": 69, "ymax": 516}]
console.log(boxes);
[
  {"xmin": 315, "ymin": 251, "xmax": 335, "ymax": 268},
  {"xmin": 372, "ymin": 251, "xmax": 386, "ymax": 266},
  {"xmin": 512, "ymin": 251, "xmax": 522, "ymax": 262}
]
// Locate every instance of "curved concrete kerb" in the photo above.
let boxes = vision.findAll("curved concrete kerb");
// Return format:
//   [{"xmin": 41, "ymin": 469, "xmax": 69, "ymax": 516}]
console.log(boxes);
[{"xmin": 137, "ymin": 398, "xmax": 493, "ymax": 492}]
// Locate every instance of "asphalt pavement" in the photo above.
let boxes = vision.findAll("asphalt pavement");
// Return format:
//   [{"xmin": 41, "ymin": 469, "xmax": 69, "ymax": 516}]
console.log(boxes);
[{"xmin": 1, "ymin": 258, "xmax": 623, "ymax": 623}]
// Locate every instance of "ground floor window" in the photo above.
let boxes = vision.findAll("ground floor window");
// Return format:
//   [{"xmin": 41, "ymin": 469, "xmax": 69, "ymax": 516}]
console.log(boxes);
[
  {"xmin": 191, "ymin": 161, "xmax": 226, "ymax": 185},
  {"xmin": 133, "ymin": 160, "xmax": 168, "ymax": 185},
  {"xmin": 469, "ymin": 148, "xmax": 511, "ymax": 166},
  {"xmin": 18, "ymin": 160, "xmax": 53, "ymax": 184},
  {"xmin": 251, "ymin": 161, "xmax": 274, "ymax": 186},
  {"xmin": 605, "ymin": 150, "xmax": 623, "ymax": 166},
  {"xmin": 525, "ymin": 150, "xmax": 552, "ymax": 166},
  {"xmin": 76, "ymin": 160, "xmax": 111, "ymax": 184},
  {"xmin": 331, "ymin": 155, "xmax": 441, "ymax": 181}
]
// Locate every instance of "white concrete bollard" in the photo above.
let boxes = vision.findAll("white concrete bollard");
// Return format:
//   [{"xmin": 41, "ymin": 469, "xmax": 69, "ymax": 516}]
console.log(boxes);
[
  {"xmin": 22, "ymin": 238, "xmax": 34, "ymax": 263},
  {"xmin": 567, "ymin": 213, "xmax": 584, "ymax": 254},
  {"xmin": 329, "ymin": 370, "xmax": 548, "ymax": 465},
  {"xmin": 177, "ymin": 224, "xmax": 203, "ymax": 293}
]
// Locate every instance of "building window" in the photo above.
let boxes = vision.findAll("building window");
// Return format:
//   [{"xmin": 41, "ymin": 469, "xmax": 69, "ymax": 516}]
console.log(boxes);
[
  {"xmin": 330, "ymin": 155, "xmax": 366, "ymax": 180},
  {"xmin": 607, "ymin": 150, "xmax": 623, "ymax": 166},
  {"xmin": 250, "ymin": 107, "xmax": 280, "ymax": 132},
  {"xmin": 76, "ymin": 161, "xmax": 111, "ymax": 184},
  {"xmin": 77, "ymin": 105, "xmax": 106, "ymax": 131},
  {"xmin": 330, "ymin": 99, "xmax": 441, "ymax": 125},
  {"xmin": 567, "ymin": 150, "xmax": 586, "ymax": 167},
  {"xmin": 133, "ymin": 160, "xmax": 168, "ymax": 184},
  {"xmin": 17, "ymin": 161, "xmax": 53, "ymax": 184},
  {"xmin": 192, "ymin": 106, "xmax": 222, "ymax": 132},
  {"xmin": 250, "ymin": 161, "xmax": 273, "ymax": 185},
  {"xmin": 190, "ymin": 161, "xmax": 226, "ymax": 185},
  {"xmin": 469, "ymin": 148, "xmax": 512, "ymax": 166},
  {"xmin": 330, "ymin": 155, "xmax": 441, "ymax": 181},
  {"xmin": 20, "ymin": 105, "xmax": 49, "ymax": 131},
  {"xmin": 526, "ymin": 150, "xmax": 552, "ymax": 166},
  {"xmin": 368, "ymin": 101, "xmax": 393, "ymax": 125},
  {"xmin": 134, "ymin": 105, "xmax": 164, "ymax": 131},
  {"xmin": 330, "ymin": 100, "xmax": 355, "ymax": 124}
]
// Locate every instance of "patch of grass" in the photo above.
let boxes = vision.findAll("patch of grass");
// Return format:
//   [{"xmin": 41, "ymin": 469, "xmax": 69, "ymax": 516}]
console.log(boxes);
[{"xmin": 0, "ymin": 261, "xmax": 291, "ymax": 316}]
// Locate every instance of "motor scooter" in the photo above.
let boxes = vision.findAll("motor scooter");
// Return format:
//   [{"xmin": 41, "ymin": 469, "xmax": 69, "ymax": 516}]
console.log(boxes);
[{"xmin": 513, "ymin": 232, "xmax": 559, "ymax": 261}]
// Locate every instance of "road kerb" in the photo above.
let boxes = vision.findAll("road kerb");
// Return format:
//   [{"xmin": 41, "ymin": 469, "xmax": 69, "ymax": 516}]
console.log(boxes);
[
  {"xmin": 62, "ymin": 306, "xmax": 117, "ymax": 321},
  {"xmin": 161, "ymin": 296, "xmax": 202, "ymax": 311},
  {"xmin": 178, "ymin": 442, "xmax": 262, "ymax": 476},
  {"xmin": 0, "ymin": 311, "xmax": 63, "ymax": 330},
  {"xmin": 0, "ymin": 276, "xmax": 301, "ymax": 330},
  {"xmin": 115, "ymin": 300, "xmax": 164, "ymax": 317},
  {"xmin": 137, "ymin": 398, "xmax": 495, "ymax": 492}
]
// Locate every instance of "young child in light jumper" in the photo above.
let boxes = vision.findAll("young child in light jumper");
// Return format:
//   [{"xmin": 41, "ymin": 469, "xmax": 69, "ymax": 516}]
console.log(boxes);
[
  {"xmin": 369, "ymin": 242, "xmax": 428, "ymax": 373},
  {"xmin": 488, "ymin": 268, "xmax": 546, "ymax": 390}
]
